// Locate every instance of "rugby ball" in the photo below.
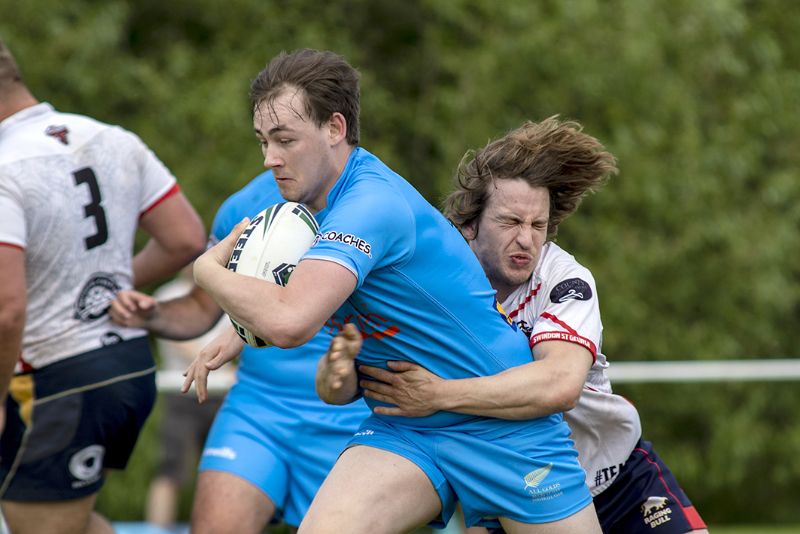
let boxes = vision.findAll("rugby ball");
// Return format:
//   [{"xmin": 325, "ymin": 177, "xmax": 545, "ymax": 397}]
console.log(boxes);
[{"xmin": 226, "ymin": 202, "xmax": 319, "ymax": 347}]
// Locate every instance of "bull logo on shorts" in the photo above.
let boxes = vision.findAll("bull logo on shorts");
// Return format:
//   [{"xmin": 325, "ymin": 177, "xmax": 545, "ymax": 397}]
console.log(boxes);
[{"xmin": 641, "ymin": 496, "xmax": 669, "ymax": 516}]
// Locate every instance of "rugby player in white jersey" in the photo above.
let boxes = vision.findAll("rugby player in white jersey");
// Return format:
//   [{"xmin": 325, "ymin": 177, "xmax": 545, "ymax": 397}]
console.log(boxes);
[
  {"xmin": 321, "ymin": 118, "xmax": 709, "ymax": 534},
  {"xmin": 0, "ymin": 40, "xmax": 206, "ymax": 534}
]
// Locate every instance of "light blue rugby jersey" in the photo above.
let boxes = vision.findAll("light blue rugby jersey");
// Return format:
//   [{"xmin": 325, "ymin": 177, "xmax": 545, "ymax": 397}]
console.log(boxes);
[
  {"xmin": 212, "ymin": 170, "xmax": 364, "ymax": 412},
  {"xmin": 303, "ymin": 148, "xmax": 547, "ymax": 428}
]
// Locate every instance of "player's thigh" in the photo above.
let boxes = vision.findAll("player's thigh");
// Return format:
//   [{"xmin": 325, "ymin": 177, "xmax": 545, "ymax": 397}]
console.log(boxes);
[
  {"xmin": 192, "ymin": 471, "xmax": 276, "ymax": 534},
  {"xmin": 299, "ymin": 445, "xmax": 442, "ymax": 534},
  {"xmin": 499, "ymin": 502, "xmax": 600, "ymax": 534},
  {"xmin": 2, "ymin": 493, "xmax": 99, "ymax": 534}
]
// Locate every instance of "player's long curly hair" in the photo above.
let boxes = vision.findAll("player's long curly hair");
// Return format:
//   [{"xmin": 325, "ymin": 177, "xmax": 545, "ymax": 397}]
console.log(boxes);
[{"xmin": 443, "ymin": 117, "xmax": 618, "ymax": 240}]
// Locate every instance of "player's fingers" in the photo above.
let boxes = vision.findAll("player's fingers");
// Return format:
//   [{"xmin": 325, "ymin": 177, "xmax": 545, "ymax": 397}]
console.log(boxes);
[
  {"xmin": 362, "ymin": 386, "xmax": 394, "ymax": 404},
  {"xmin": 342, "ymin": 323, "xmax": 363, "ymax": 351},
  {"xmin": 372, "ymin": 406, "xmax": 405, "ymax": 417},
  {"xmin": 108, "ymin": 301, "xmax": 129, "ymax": 323},
  {"xmin": 133, "ymin": 295, "xmax": 156, "ymax": 311},
  {"xmin": 181, "ymin": 364, "xmax": 196, "ymax": 394},
  {"xmin": 385, "ymin": 360, "xmax": 418, "ymax": 372},
  {"xmin": 195, "ymin": 369, "xmax": 208, "ymax": 404},
  {"xmin": 360, "ymin": 379, "xmax": 392, "ymax": 396},
  {"xmin": 113, "ymin": 291, "xmax": 138, "ymax": 312},
  {"xmin": 358, "ymin": 365, "xmax": 397, "ymax": 384},
  {"xmin": 327, "ymin": 337, "xmax": 344, "ymax": 361},
  {"xmin": 205, "ymin": 349, "xmax": 227, "ymax": 369}
]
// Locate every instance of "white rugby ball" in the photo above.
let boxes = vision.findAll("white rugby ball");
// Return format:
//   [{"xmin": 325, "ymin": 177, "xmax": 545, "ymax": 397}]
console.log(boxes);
[{"xmin": 225, "ymin": 202, "xmax": 319, "ymax": 347}]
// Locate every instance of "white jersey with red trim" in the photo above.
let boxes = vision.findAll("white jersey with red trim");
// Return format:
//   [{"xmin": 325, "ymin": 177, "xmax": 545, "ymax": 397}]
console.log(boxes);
[
  {"xmin": 0, "ymin": 103, "xmax": 178, "ymax": 369},
  {"xmin": 503, "ymin": 241, "xmax": 642, "ymax": 495}
]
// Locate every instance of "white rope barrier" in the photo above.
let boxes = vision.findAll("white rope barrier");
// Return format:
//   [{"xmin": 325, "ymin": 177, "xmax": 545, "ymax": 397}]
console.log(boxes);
[
  {"xmin": 607, "ymin": 358, "xmax": 800, "ymax": 383},
  {"xmin": 156, "ymin": 359, "xmax": 800, "ymax": 394}
]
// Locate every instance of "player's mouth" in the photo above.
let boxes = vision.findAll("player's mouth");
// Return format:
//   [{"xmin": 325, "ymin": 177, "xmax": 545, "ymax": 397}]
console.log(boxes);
[{"xmin": 509, "ymin": 253, "xmax": 532, "ymax": 267}]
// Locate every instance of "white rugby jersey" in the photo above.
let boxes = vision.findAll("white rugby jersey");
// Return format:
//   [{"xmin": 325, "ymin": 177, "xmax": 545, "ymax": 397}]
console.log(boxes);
[
  {"xmin": 503, "ymin": 241, "xmax": 642, "ymax": 495},
  {"xmin": 0, "ymin": 103, "xmax": 178, "ymax": 370}
]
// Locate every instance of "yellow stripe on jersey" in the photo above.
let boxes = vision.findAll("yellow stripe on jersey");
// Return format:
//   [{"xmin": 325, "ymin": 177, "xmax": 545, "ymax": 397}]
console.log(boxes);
[{"xmin": 495, "ymin": 299, "xmax": 514, "ymax": 327}]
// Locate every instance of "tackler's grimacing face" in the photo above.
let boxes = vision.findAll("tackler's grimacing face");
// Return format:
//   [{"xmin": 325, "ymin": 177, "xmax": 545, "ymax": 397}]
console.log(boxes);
[{"xmin": 464, "ymin": 179, "xmax": 550, "ymax": 302}]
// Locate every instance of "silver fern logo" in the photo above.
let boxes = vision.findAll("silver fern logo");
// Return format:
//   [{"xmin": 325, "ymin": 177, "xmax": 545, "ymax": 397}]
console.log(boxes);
[{"xmin": 523, "ymin": 463, "xmax": 552, "ymax": 490}]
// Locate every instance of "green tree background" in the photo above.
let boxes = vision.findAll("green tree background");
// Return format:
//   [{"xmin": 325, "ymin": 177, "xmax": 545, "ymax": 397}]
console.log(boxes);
[{"xmin": 2, "ymin": 0, "xmax": 799, "ymax": 526}]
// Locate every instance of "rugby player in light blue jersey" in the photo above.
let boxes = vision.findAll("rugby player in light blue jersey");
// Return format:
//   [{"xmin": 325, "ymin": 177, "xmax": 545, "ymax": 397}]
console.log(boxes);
[
  {"xmin": 110, "ymin": 169, "xmax": 369, "ymax": 534},
  {"xmin": 189, "ymin": 48, "xmax": 601, "ymax": 533}
]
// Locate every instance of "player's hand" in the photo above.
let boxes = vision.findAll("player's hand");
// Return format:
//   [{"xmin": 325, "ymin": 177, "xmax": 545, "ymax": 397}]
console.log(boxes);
[
  {"xmin": 316, "ymin": 323, "xmax": 362, "ymax": 405},
  {"xmin": 181, "ymin": 325, "xmax": 243, "ymax": 403},
  {"xmin": 109, "ymin": 290, "xmax": 158, "ymax": 328},
  {"xmin": 359, "ymin": 361, "xmax": 442, "ymax": 417},
  {"xmin": 193, "ymin": 218, "xmax": 249, "ymax": 287}
]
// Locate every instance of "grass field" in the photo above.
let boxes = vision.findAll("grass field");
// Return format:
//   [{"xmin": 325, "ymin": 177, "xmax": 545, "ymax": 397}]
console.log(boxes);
[{"xmin": 710, "ymin": 527, "xmax": 800, "ymax": 534}]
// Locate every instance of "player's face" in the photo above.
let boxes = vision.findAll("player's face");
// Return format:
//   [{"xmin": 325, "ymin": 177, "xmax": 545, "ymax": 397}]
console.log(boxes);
[
  {"xmin": 253, "ymin": 88, "xmax": 341, "ymax": 212},
  {"xmin": 464, "ymin": 179, "xmax": 549, "ymax": 303}
]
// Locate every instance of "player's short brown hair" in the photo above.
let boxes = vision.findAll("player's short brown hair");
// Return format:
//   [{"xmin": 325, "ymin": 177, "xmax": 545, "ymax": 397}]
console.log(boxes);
[
  {"xmin": 250, "ymin": 49, "xmax": 360, "ymax": 146},
  {"xmin": 443, "ymin": 117, "xmax": 618, "ymax": 240},
  {"xmin": 0, "ymin": 40, "xmax": 24, "ymax": 90}
]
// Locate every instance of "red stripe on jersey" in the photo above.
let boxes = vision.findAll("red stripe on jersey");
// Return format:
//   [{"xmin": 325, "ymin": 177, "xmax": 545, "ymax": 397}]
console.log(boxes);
[
  {"xmin": 508, "ymin": 282, "xmax": 542, "ymax": 320},
  {"xmin": 140, "ymin": 183, "xmax": 181, "ymax": 219},
  {"xmin": 530, "ymin": 331, "xmax": 597, "ymax": 362},
  {"xmin": 0, "ymin": 242, "xmax": 24, "ymax": 251},
  {"xmin": 635, "ymin": 447, "xmax": 707, "ymax": 530},
  {"xmin": 540, "ymin": 312, "xmax": 578, "ymax": 335}
]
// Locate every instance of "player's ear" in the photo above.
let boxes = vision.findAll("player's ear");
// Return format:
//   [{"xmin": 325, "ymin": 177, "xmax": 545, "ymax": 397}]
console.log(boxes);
[
  {"xmin": 461, "ymin": 220, "xmax": 477, "ymax": 241},
  {"xmin": 328, "ymin": 112, "xmax": 347, "ymax": 145}
]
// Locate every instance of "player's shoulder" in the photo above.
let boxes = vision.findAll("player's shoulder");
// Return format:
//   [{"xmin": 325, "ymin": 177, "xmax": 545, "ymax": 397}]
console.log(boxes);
[
  {"xmin": 0, "ymin": 104, "xmax": 135, "ymax": 166},
  {"xmin": 537, "ymin": 242, "xmax": 598, "ymax": 303},
  {"xmin": 538, "ymin": 242, "xmax": 594, "ymax": 281}
]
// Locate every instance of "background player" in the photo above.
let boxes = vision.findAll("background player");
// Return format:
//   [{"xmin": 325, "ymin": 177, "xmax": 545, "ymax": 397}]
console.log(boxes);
[
  {"xmin": 333, "ymin": 117, "xmax": 708, "ymax": 534},
  {"xmin": 189, "ymin": 48, "xmax": 600, "ymax": 533},
  {"xmin": 111, "ymin": 168, "xmax": 369, "ymax": 534},
  {"xmin": 143, "ymin": 268, "xmax": 233, "ymax": 530},
  {"xmin": 0, "ymin": 39, "xmax": 206, "ymax": 534}
]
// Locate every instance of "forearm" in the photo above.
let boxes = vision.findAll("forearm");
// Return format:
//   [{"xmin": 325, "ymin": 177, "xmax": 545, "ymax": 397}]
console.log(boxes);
[
  {"xmin": 146, "ymin": 295, "xmax": 224, "ymax": 341},
  {"xmin": 435, "ymin": 359, "xmax": 584, "ymax": 420},
  {"xmin": 0, "ymin": 320, "xmax": 24, "ymax": 401},
  {"xmin": 194, "ymin": 261, "xmax": 307, "ymax": 347}
]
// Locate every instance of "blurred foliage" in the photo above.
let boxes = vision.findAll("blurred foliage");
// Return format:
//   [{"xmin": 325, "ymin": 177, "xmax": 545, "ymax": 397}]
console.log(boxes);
[{"xmin": 2, "ymin": 0, "xmax": 799, "ymax": 525}]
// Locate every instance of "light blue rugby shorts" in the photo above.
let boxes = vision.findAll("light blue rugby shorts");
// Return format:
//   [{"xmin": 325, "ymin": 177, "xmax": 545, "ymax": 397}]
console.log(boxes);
[
  {"xmin": 347, "ymin": 414, "xmax": 593, "ymax": 528},
  {"xmin": 198, "ymin": 380, "xmax": 368, "ymax": 526}
]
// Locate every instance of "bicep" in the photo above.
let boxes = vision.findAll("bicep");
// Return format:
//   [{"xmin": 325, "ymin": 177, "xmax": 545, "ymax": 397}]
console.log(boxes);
[
  {"xmin": 138, "ymin": 192, "xmax": 206, "ymax": 251},
  {"xmin": 283, "ymin": 258, "xmax": 357, "ymax": 334},
  {"xmin": 0, "ymin": 246, "xmax": 27, "ymax": 320},
  {"xmin": 533, "ymin": 340, "xmax": 593, "ymax": 380}
]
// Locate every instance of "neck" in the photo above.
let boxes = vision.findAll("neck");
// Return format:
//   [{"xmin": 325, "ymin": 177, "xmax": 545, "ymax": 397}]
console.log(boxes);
[
  {"xmin": 309, "ymin": 144, "xmax": 355, "ymax": 212},
  {"xmin": 0, "ymin": 85, "xmax": 38, "ymax": 122},
  {"xmin": 495, "ymin": 287, "xmax": 513, "ymax": 305}
]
